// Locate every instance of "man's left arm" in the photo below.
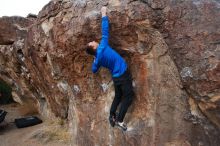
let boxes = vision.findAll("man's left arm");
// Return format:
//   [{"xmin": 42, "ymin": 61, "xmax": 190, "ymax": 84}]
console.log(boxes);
[
  {"xmin": 91, "ymin": 7, "xmax": 109, "ymax": 73},
  {"xmin": 99, "ymin": 7, "xmax": 109, "ymax": 51}
]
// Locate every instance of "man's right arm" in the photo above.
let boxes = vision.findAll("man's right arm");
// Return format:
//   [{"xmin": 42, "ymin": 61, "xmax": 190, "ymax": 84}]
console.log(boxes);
[{"xmin": 92, "ymin": 57, "xmax": 100, "ymax": 73}]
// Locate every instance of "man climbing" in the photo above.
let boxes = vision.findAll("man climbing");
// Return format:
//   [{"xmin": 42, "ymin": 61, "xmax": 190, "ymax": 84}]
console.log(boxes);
[{"xmin": 85, "ymin": 6, "xmax": 134, "ymax": 131}]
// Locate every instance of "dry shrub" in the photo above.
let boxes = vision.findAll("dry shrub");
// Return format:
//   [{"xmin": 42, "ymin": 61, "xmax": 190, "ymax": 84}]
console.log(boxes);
[
  {"xmin": 45, "ymin": 118, "xmax": 71, "ymax": 143},
  {"xmin": 32, "ymin": 118, "xmax": 71, "ymax": 144}
]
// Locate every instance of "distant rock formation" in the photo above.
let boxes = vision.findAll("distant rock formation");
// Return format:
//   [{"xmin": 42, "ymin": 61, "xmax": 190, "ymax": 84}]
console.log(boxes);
[{"xmin": 0, "ymin": 0, "xmax": 219, "ymax": 146}]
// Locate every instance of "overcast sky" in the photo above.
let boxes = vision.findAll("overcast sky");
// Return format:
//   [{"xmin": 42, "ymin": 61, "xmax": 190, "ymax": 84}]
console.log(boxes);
[{"xmin": 0, "ymin": 0, "xmax": 50, "ymax": 17}]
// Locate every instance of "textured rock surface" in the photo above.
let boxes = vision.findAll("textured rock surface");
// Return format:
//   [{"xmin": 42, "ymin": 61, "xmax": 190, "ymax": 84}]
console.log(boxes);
[
  {"xmin": 0, "ymin": 16, "xmax": 32, "ymax": 45},
  {"xmin": 162, "ymin": 0, "xmax": 220, "ymax": 131},
  {"xmin": 0, "ymin": 17, "xmax": 38, "ymax": 107},
  {"xmin": 0, "ymin": 0, "xmax": 219, "ymax": 146}
]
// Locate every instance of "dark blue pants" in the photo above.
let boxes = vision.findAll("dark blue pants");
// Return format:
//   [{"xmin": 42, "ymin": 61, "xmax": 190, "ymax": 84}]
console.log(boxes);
[{"xmin": 110, "ymin": 70, "xmax": 134, "ymax": 122}]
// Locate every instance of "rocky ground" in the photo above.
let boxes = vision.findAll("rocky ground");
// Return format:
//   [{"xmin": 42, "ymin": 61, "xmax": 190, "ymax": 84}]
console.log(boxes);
[{"xmin": 0, "ymin": 103, "xmax": 70, "ymax": 146}]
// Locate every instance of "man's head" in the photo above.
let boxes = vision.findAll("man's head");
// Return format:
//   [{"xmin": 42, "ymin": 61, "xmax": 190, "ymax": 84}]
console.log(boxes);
[{"xmin": 85, "ymin": 41, "xmax": 99, "ymax": 56}]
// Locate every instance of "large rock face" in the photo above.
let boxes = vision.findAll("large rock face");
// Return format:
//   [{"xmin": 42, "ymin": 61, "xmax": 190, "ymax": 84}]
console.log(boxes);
[
  {"xmin": 0, "ymin": 16, "xmax": 38, "ymax": 105},
  {"xmin": 163, "ymin": 0, "xmax": 220, "ymax": 131},
  {"xmin": 0, "ymin": 0, "xmax": 219, "ymax": 146}
]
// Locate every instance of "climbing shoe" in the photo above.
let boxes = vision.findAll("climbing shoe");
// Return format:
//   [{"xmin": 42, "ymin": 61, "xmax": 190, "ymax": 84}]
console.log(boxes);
[
  {"xmin": 109, "ymin": 115, "xmax": 116, "ymax": 127},
  {"xmin": 115, "ymin": 121, "xmax": 127, "ymax": 131}
]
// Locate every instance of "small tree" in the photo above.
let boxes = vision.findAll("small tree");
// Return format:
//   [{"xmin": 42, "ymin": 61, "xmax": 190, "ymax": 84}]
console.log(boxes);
[{"xmin": 0, "ymin": 79, "xmax": 14, "ymax": 104}]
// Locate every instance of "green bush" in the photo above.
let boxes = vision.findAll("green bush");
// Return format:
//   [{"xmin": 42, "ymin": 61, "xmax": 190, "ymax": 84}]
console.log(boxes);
[{"xmin": 0, "ymin": 79, "xmax": 14, "ymax": 104}]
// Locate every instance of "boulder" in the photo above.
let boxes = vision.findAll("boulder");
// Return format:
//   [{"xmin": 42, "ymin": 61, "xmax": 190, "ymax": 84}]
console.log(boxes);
[{"xmin": 0, "ymin": 0, "xmax": 219, "ymax": 145}]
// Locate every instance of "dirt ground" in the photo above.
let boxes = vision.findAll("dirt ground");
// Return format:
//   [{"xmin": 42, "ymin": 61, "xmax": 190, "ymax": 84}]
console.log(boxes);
[{"xmin": 0, "ymin": 103, "xmax": 70, "ymax": 146}]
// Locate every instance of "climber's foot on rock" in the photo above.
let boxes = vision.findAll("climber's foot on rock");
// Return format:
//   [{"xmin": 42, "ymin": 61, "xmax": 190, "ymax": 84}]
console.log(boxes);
[
  {"xmin": 109, "ymin": 115, "xmax": 116, "ymax": 127},
  {"xmin": 115, "ymin": 121, "xmax": 127, "ymax": 131}
]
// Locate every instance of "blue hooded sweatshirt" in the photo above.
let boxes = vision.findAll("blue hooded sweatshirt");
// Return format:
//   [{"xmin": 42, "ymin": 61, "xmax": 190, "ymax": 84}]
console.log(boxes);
[{"xmin": 92, "ymin": 16, "xmax": 127, "ymax": 77}]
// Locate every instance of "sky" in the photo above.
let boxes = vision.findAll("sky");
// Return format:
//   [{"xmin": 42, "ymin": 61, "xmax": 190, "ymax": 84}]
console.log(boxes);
[{"xmin": 0, "ymin": 0, "xmax": 50, "ymax": 17}]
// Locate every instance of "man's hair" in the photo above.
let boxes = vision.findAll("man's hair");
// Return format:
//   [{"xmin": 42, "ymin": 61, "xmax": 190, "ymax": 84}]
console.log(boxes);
[{"xmin": 85, "ymin": 44, "xmax": 96, "ymax": 56}]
